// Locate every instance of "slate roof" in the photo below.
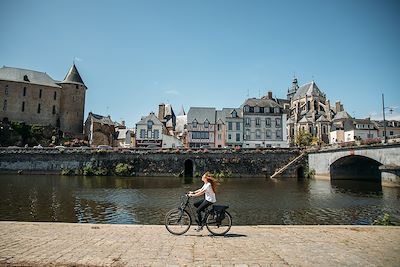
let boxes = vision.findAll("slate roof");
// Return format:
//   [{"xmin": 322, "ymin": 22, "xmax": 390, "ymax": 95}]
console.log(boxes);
[
  {"xmin": 88, "ymin": 112, "xmax": 115, "ymax": 125},
  {"xmin": 298, "ymin": 116, "xmax": 312, "ymax": 123},
  {"xmin": 292, "ymin": 81, "xmax": 324, "ymax": 100},
  {"xmin": 242, "ymin": 98, "xmax": 281, "ymax": 108},
  {"xmin": 187, "ymin": 107, "xmax": 216, "ymax": 124},
  {"xmin": 316, "ymin": 115, "xmax": 329, "ymax": 122},
  {"xmin": 333, "ymin": 111, "xmax": 352, "ymax": 120},
  {"xmin": 61, "ymin": 64, "xmax": 85, "ymax": 86},
  {"xmin": 0, "ymin": 66, "xmax": 61, "ymax": 88},
  {"xmin": 136, "ymin": 112, "xmax": 163, "ymax": 125}
]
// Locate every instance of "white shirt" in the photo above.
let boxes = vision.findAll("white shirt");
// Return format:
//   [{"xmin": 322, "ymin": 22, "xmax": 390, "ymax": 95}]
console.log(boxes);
[{"xmin": 201, "ymin": 182, "xmax": 216, "ymax": 203}]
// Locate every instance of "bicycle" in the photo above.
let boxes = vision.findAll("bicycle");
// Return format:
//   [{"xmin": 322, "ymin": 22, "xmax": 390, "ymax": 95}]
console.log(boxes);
[{"xmin": 165, "ymin": 194, "xmax": 232, "ymax": 236}]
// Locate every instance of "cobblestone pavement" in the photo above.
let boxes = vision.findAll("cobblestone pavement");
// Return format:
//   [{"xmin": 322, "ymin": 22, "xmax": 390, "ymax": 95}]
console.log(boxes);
[{"xmin": 0, "ymin": 222, "xmax": 399, "ymax": 267}]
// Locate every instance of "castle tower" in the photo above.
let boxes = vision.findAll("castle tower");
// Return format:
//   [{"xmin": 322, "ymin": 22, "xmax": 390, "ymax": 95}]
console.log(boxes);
[{"xmin": 59, "ymin": 64, "xmax": 87, "ymax": 134}]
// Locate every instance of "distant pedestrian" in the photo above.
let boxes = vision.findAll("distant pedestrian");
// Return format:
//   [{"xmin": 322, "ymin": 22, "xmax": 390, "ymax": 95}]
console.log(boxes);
[{"xmin": 188, "ymin": 172, "xmax": 218, "ymax": 231}]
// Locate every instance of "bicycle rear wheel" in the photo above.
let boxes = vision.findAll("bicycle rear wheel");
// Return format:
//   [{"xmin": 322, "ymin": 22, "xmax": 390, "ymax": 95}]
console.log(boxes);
[
  {"xmin": 206, "ymin": 211, "xmax": 232, "ymax": 236},
  {"xmin": 165, "ymin": 208, "xmax": 191, "ymax": 235}
]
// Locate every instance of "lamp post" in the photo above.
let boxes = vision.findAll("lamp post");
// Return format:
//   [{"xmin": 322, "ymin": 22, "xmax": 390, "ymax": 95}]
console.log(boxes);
[{"xmin": 382, "ymin": 94, "xmax": 387, "ymax": 144}]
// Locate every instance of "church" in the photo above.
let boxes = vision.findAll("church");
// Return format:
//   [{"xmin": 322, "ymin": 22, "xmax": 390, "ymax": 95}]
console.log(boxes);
[
  {"xmin": 0, "ymin": 64, "xmax": 87, "ymax": 134},
  {"xmin": 286, "ymin": 77, "xmax": 348, "ymax": 144}
]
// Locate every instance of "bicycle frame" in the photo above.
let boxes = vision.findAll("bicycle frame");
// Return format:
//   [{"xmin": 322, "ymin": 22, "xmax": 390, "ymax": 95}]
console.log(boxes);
[{"xmin": 178, "ymin": 194, "xmax": 211, "ymax": 224}]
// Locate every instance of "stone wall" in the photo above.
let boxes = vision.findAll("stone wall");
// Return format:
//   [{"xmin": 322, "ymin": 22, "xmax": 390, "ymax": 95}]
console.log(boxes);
[{"xmin": 0, "ymin": 148, "xmax": 304, "ymax": 178}]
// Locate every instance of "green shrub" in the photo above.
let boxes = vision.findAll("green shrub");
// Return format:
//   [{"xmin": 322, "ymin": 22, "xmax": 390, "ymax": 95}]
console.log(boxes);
[
  {"xmin": 83, "ymin": 165, "xmax": 95, "ymax": 176},
  {"xmin": 61, "ymin": 168, "xmax": 73, "ymax": 176},
  {"xmin": 95, "ymin": 167, "xmax": 109, "ymax": 176},
  {"xmin": 373, "ymin": 213, "xmax": 394, "ymax": 226},
  {"xmin": 115, "ymin": 163, "xmax": 131, "ymax": 176}
]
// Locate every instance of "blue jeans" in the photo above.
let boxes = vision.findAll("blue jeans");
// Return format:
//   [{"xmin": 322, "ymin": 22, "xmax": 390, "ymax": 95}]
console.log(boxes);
[{"xmin": 193, "ymin": 199, "xmax": 213, "ymax": 226}]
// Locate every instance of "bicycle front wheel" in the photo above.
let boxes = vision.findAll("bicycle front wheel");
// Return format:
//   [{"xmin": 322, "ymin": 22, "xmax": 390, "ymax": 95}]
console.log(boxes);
[
  {"xmin": 206, "ymin": 211, "xmax": 232, "ymax": 236},
  {"xmin": 165, "ymin": 208, "xmax": 191, "ymax": 235}
]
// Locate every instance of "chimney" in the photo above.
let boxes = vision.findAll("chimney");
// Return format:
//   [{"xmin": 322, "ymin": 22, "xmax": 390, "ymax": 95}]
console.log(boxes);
[
  {"xmin": 121, "ymin": 120, "xmax": 125, "ymax": 126},
  {"xmin": 267, "ymin": 91, "xmax": 273, "ymax": 99},
  {"xmin": 158, "ymin": 103, "xmax": 165, "ymax": 121},
  {"xmin": 335, "ymin": 101, "xmax": 343, "ymax": 113}
]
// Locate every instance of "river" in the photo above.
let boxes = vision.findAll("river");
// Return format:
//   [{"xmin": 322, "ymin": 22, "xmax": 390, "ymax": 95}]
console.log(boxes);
[{"xmin": 0, "ymin": 175, "xmax": 399, "ymax": 225}]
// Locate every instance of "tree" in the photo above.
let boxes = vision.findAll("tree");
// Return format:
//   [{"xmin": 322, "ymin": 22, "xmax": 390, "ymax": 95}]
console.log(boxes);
[{"xmin": 295, "ymin": 129, "xmax": 313, "ymax": 147}]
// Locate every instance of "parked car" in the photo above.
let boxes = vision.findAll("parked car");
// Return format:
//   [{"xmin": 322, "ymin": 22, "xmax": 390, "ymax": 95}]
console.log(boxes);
[{"xmin": 97, "ymin": 145, "xmax": 113, "ymax": 150}]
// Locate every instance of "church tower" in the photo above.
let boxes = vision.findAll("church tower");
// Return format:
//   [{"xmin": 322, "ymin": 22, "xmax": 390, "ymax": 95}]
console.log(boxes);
[
  {"xmin": 287, "ymin": 77, "xmax": 299, "ymax": 100},
  {"xmin": 59, "ymin": 64, "xmax": 87, "ymax": 134}
]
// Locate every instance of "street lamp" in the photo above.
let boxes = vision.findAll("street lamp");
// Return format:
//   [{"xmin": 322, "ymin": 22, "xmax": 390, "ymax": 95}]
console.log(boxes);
[{"xmin": 382, "ymin": 93, "xmax": 395, "ymax": 144}]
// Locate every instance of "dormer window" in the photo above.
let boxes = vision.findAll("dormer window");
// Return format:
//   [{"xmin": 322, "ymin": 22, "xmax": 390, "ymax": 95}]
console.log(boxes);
[
  {"xmin": 192, "ymin": 120, "xmax": 198, "ymax": 128},
  {"xmin": 204, "ymin": 120, "xmax": 209, "ymax": 128},
  {"xmin": 244, "ymin": 105, "xmax": 249, "ymax": 113},
  {"xmin": 23, "ymin": 75, "xmax": 30, "ymax": 82},
  {"xmin": 147, "ymin": 120, "xmax": 154, "ymax": 130},
  {"xmin": 254, "ymin": 106, "xmax": 259, "ymax": 113},
  {"xmin": 249, "ymin": 106, "xmax": 254, "ymax": 113},
  {"xmin": 232, "ymin": 110, "xmax": 237, "ymax": 118}
]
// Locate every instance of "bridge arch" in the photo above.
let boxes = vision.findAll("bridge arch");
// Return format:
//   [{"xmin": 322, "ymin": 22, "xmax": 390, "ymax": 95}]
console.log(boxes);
[{"xmin": 330, "ymin": 155, "xmax": 382, "ymax": 182}]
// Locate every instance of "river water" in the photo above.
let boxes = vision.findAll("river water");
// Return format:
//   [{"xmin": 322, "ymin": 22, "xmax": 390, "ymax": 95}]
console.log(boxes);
[{"xmin": 0, "ymin": 175, "xmax": 399, "ymax": 225}]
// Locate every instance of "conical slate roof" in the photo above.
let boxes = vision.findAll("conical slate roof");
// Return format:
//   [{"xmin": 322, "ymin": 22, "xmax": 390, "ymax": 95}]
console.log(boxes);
[{"xmin": 61, "ymin": 64, "xmax": 85, "ymax": 85}]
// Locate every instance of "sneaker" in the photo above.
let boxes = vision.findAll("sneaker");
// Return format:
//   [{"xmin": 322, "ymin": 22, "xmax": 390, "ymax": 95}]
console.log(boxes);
[{"xmin": 195, "ymin": 226, "xmax": 203, "ymax": 232}]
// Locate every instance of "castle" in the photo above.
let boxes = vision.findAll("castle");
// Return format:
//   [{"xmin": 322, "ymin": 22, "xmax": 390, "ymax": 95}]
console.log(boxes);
[{"xmin": 0, "ymin": 64, "xmax": 87, "ymax": 134}]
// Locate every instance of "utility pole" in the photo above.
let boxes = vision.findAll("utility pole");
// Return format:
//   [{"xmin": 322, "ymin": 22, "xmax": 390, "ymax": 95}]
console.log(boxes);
[{"xmin": 382, "ymin": 93, "xmax": 387, "ymax": 144}]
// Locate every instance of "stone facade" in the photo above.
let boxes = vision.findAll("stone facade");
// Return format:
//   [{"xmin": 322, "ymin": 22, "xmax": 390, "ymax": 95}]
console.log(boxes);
[
  {"xmin": 84, "ymin": 112, "xmax": 116, "ymax": 147},
  {"xmin": 0, "ymin": 64, "xmax": 87, "ymax": 134}
]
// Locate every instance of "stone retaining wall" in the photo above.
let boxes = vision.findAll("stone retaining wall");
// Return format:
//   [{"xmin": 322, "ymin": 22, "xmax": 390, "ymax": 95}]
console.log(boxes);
[{"xmin": 0, "ymin": 148, "xmax": 304, "ymax": 178}]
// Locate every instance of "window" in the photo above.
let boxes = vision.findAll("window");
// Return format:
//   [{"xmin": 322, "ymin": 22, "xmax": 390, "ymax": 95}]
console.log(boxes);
[
  {"xmin": 140, "ymin": 129, "xmax": 145, "ymax": 138},
  {"xmin": 228, "ymin": 134, "xmax": 232, "ymax": 140},
  {"xmin": 249, "ymin": 106, "xmax": 254, "ymax": 113},
  {"xmin": 39, "ymin": 89, "xmax": 42, "ymax": 98},
  {"xmin": 23, "ymin": 75, "xmax": 29, "ymax": 82},
  {"xmin": 76, "ymin": 85, "xmax": 79, "ymax": 89},
  {"xmin": 3, "ymin": 100, "xmax": 7, "ymax": 111},
  {"xmin": 192, "ymin": 120, "xmax": 198, "ymax": 128},
  {"xmin": 266, "ymin": 130, "xmax": 272, "ymax": 139},
  {"xmin": 5, "ymin": 85, "xmax": 8, "ymax": 96},
  {"xmin": 217, "ymin": 124, "xmax": 221, "ymax": 131},
  {"xmin": 54, "ymin": 91, "xmax": 57, "ymax": 100},
  {"xmin": 256, "ymin": 129, "xmax": 261, "ymax": 139},
  {"xmin": 236, "ymin": 122, "xmax": 240, "ymax": 131},
  {"xmin": 259, "ymin": 107, "xmax": 264, "ymax": 113},
  {"xmin": 274, "ymin": 107, "xmax": 280, "ymax": 113},
  {"xmin": 276, "ymin": 130, "xmax": 282, "ymax": 138},
  {"xmin": 323, "ymin": 126, "xmax": 327, "ymax": 134},
  {"xmin": 204, "ymin": 120, "xmax": 209, "ymax": 128},
  {"xmin": 52, "ymin": 105, "xmax": 56, "ymax": 114},
  {"xmin": 37, "ymin": 103, "xmax": 41, "ymax": 113},
  {"xmin": 244, "ymin": 105, "xmax": 249, "ymax": 113},
  {"xmin": 254, "ymin": 106, "xmax": 259, "ymax": 113},
  {"xmin": 390, "ymin": 131, "xmax": 394, "ymax": 136},
  {"xmin": 228, "ymin": 122, "xmax": 232, "ymax": 130},
  {"xmin": 266, "ymin": 118, "xmax": 271, "ymax": 127},
  {"xmin": 275, "ymin": 118, "xmax": 281, "ymax": 127},
  {"xmin": 23, "ymin": 87, "xmax": 26, "ymax": 96},
  {"xmin": 245, "ymin": 129, "xmax": 250, "ymax": 140},
  {"xmin": 192, "ymin": 131, "xmax": 209, "ymax": 139},
  {"xmin": 154, "ymin": 130, "xmax": 159, "ymax": 139},
  {"xmin": 270, "ymin": 107, "xmax": 274, "ymax": 113},
  {"xmin": 22, "ymin": 102, "xmax": 25, "ymax": 112},
  {"xmin": 232, "ymin": 110, "xmax": 237, "ymax": 117},
  {"xmin": 256, "ymin": 117, "xmax": 261, "ymax": 126},
  {"xmin": 245, "ymin": 118, "xmax": 251, "ymax": 126},
  {"xmin": 218, "ymin": 134, "xmax": 222, "ymax": 140},
  {"xmin": 147, "ymin": 120, "xmax": 153, "ymax": 130},
  {"xmin": 236, "ymin": 133, "xmax": 240, "ymax": 142}
]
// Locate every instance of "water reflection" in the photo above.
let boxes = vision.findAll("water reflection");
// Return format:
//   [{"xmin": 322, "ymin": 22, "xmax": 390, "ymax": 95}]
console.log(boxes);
[{"xmin": 0, "ymin": 175, "xmax": 399, "ymax": 225}]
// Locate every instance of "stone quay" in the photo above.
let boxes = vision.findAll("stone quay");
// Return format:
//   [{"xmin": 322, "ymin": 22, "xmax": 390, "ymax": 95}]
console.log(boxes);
[{"xmin": 1, "ymin": 222, "xmax": 399, "ymax": 266}]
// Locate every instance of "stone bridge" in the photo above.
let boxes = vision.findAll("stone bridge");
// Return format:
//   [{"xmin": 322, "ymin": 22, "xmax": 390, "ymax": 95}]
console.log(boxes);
[{"xmin": 308, "ymin": 143, "xmax": 400, "ymax": 187}]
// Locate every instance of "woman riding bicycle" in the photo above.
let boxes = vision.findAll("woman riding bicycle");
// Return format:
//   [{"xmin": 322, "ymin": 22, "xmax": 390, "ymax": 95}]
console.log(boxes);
[{"xmin": 188, "ymin": 172, "xmax": 218, "ymax": 231}]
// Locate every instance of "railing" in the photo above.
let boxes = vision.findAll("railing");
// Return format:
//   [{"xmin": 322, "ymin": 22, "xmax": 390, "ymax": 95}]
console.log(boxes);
[{"xmin": 270, "ymin": 152, "xmax": 306, "ymax": 178}]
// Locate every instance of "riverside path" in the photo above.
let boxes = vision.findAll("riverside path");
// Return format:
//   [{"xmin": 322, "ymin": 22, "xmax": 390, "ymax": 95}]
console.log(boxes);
[{"xmin": 0, "ymin": 222, "xmax": 399, "ymax": 266}]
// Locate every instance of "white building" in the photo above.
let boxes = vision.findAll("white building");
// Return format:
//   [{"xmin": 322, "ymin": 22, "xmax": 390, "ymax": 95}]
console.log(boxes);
[
  {"xmin": 223, "ymin": 108, "xmax": 243, "ymax": 148},
  {"xmin": 135, "ymin": 112, "xmax": 163, "ymax": 147},
  {"xmin": 241, "ymin": 92, "xmax": 288, "ymax": 148},
  {"xmin": 343, "ymin": 118, "xmax": 379, "ymax": 142},
  {"xmin": 162, "ymin": 134, "xmax": 183, "ymax": 148}
]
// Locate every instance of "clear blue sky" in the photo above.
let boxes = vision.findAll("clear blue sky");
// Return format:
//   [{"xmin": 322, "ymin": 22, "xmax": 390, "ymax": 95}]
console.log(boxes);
[{"xmin": 1, "ymin": 0, "xmax": 399, "ymax": 127}]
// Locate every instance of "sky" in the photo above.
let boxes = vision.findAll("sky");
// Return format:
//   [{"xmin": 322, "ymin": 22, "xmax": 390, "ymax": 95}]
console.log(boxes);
[{"xmin": 1, "ymin": 0, "xmax": 399, "ymax": 127}]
